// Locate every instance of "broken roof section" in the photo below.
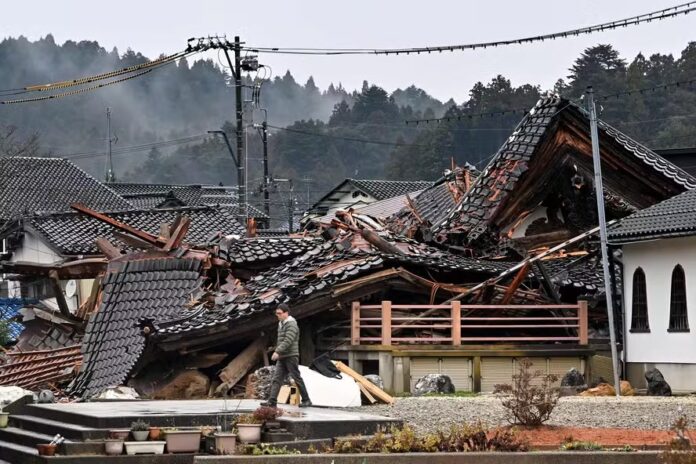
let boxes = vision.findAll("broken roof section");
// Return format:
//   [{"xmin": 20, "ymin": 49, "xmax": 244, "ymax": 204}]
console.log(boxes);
[
  {"xmin": 409, "ymin": 96, "xmax": 694, "ymax": 250},
  {"xmin": 0, "ymin": 345, "xmax": 82, "ymax": 390},
  {"xmin": 0, "ymin": 157, "xmax": 132, "ymax": 222},
  {"xmin": 608, "ymin": 188, "xmax": 696, "ymax": 244},
  {"xmin": 28, "ymin": 206, "xmax": 246, "ymax": 257}
]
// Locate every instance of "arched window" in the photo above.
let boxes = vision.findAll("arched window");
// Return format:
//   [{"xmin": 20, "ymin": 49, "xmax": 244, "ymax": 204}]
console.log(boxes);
[
  {"xmin": 668, "ymin": 265, "xmax": 689, "ymax": 332},
  {"xmin": 630, "ymin": 268, "xmax": 649, "ymax": 332}
]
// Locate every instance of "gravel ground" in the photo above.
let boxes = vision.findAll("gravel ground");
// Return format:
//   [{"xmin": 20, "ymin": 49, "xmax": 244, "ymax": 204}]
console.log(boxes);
[{"xmin": 353, "ymin": 395, "xmax": 696, "ymax": 434}]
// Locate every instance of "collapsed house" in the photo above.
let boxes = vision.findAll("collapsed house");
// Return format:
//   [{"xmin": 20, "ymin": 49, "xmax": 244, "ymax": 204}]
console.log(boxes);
[{"xmin": 1, "ymin": 94, "xmax": 693, "ymax": 398}]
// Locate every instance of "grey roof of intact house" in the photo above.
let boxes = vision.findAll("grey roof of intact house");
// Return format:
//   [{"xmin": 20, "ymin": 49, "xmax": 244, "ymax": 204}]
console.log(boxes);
[
  {"xmin": 608, "ymin": 188, "xmax": 696, "ymax": 244},
  {"xmin": 28, "ymin": 206, "xmax": 246, "ymax": 256},
  {"xmin": 0, "ymin": 157, "xmax": 132, "ymax": 221},
  {"xmin": 348, "ymin": 179, "xmax": 433, "ymax": 200}
]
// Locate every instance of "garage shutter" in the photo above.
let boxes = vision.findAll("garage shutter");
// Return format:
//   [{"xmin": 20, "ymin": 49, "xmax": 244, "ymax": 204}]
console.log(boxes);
[
  {"xmin": 548, "ymin": 357, "xmax": 583, "ymax": 387},
  {"xmin": 514, "ymin": 357, "xmax": 548, "ymax": 387},
  {"xmin": 440, "ymin": 357, "xmax": 472, "ymax": 392},
  {"xmin": 481, "ymin": 357, "xmax": 514, "ymax": 392},
  {"xmin": 409, "ymin": 357, "xmax": 440, "ymax": 392}
]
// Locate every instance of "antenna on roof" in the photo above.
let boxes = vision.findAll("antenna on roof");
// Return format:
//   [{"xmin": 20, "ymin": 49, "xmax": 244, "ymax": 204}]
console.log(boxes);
[{"xmin": 104, "ymin": 107, "xmax": 117, "ymax": 183}]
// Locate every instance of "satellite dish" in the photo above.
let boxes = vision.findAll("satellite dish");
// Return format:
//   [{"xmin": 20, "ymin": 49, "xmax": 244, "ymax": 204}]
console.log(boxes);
[{"xmin": 64, "ymin": 280, "xmax": 77, "ymax": 298}]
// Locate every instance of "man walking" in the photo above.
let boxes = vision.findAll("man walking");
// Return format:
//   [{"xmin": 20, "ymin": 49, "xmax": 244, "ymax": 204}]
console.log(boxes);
[{"xmin": 261, "ymin": 303, "xmax": 312, "ymax": 407}]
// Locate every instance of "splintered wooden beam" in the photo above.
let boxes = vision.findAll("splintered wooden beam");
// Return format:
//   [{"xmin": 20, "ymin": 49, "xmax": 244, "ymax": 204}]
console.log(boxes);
[
  {"xmin": 501, "ymin": 262, "xmax": 530, "ymax": 305},
  {"xmin": 163, "ymin": 216, "xmax": 191, "ymax": 251},
  {"xmin": 95, "ymin": 237, "xmax": 123, "ymax": 260},
  {"xmin": 48, "ymin": 270, "xmax": 74, "ymax": 320},
  {"xmin": 71, "ymin": 203, "xmax": 161, "ymax": 245},
  {"xmin": 216, "ymin": 337, "xmax": 266, "ymax": 393},
  {"xmin": 334, "ymin": 361, "xmax": 394, "ymax": 404}
]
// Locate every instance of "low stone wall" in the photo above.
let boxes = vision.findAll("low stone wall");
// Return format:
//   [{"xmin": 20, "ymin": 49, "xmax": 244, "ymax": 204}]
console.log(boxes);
[{"xmin": 195, "ymin": 451, "xmax": 662, "ymax": 464}]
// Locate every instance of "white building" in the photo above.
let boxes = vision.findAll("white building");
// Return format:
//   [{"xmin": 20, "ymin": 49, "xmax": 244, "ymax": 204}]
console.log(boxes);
[{"xmin": 610, "ymin": 188, "xmax": 696, "ymax": 393}]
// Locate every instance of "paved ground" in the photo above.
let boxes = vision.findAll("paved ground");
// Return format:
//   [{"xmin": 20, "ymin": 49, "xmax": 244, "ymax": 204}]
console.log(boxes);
[{"xmin": 353, "ymin": 395, "xmax": 696, "ymax": 433}]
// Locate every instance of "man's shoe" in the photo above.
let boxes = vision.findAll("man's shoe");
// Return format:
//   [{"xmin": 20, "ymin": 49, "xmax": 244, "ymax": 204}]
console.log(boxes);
[
  {"xmin": 299, "ymin": 400, "xmax": 312, "ymax": 408},
  {"xmin": 260, "ymin": 401, "xmax": 277, "ymax": 407}
]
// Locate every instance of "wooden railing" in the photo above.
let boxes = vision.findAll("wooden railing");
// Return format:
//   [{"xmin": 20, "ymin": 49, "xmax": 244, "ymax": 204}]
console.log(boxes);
[{"xmin": 350, "ymin": 301, "xmax": 588, "ymax": 346}]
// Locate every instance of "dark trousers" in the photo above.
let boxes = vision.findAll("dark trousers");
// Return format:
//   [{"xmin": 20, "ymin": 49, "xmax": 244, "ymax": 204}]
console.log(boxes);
[{"xmin": 267, "ymin": 356, "xmax": 310, "ymax": 404}]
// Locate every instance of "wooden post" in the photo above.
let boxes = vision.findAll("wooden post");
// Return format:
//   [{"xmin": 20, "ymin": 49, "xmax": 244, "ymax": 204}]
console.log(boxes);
[
  {"xmin": 578, "ymin": 300, "xmax": 589, "ymax": 345},
  {"xmin": 381, "ymin": 301, "xmax": 392, "ymax": 346},
  {"xmin": 451, "ymin": 300, "xmax": 461, "ymax": 345},
  {"xmin": 351, "ymin": 301, "xmax": 361, "ymax": 346}
]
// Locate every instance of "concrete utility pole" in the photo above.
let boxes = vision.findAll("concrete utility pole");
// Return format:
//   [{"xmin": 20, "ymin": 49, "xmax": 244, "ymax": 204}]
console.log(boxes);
[
  {"xmin": 207, "ymin": 130, "xmax": 242, "ymax": 193},
  {"xmin": 586, "ymin": 86, "xmax": 621, "ymax": 397},
  {"xmin": 261, "ymin": 120, "xmax": 270, "ymax": 219},
  {"xmin": 104, "ymin": 107, "xmax": 117, "ymax": 182}
]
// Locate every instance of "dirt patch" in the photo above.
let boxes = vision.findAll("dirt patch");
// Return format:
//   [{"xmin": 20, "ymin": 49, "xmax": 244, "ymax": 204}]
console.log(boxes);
[{"xmin": 507, "ymin": 425, "xmax": 695, "ymax": 447}]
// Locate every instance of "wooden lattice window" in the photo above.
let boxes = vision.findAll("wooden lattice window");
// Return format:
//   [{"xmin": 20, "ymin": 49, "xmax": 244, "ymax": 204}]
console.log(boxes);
[
  {"xmin": 669, "ymin": 265, "xmax": 689, "ymax": 332},
  {"xmin": 630, "ymin": 268, "xmax": 649, "ymax": 332}
]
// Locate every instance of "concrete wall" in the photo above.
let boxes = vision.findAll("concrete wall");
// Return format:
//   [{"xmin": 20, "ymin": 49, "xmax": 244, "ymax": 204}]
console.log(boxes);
[
  {"xmin": 10, "ymin": 230, "xmax": 62, "ymax": 264},
  {"xmin": 623, "ymin": 236, "xmax": 696, "ymax": 365},
  {"xmin": 626, "ymin": 362, "xmax": 696, "ymax": 393}
]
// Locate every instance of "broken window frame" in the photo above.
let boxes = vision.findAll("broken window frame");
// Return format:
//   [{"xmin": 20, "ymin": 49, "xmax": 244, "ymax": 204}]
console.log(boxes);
[
  {"xmin": 668, "ymin": 264, "xmax": 689, "ymax": 333},
  {"xmin": 630, "ymin": 267, "xmax": 650, "ymax": 333}
]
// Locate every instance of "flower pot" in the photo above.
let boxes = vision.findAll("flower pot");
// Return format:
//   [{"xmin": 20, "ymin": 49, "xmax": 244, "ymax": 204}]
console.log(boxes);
[
  {"xmin": 131, "ymin": 430, "xmax": 149, "ymax": 441},
  {"xmin": 214, "ymin": 432, "xmax": 237, "ymax": 455},
  {"xmin": 104, "ymin": 439, "xmax": 124, "ymax": 456},
  {"xmin": 149, "ymin": 427, "xmax": 161, "ymax": 440},
  {"xmin": 237, "ymin": 424, "xmax": 262, "ymax": 444},
  {"xmin": 109, "ymin": 429, "xmax": 130, "ymax": 440},
  {"xmin": 164, "ymin": 429, "xmax": 201, "ymax": 453},
  {"xmin": 124, "ymin": 441, "xmax": 165, "ymax": 455},
  {"xmin": 37, "ymin": 444, "xmax": 57, "ymax": 456},
  {"xmin": 0, "ymin": 413, "xmax": 8, "ymax": 428}
]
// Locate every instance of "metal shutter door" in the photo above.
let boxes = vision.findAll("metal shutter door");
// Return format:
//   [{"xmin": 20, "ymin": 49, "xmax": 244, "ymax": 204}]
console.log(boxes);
[
  {"xmin": 481, "ymin": 357, "xmax": 514, "ymax": 392},
  {"xmin": 440, "ymin": 357, "xmax": 472, "ymax": 392},
  {"xmin": 514, "ymin": 357, "xmax": 548, "ymax": 387},
  {"xmin": 409, "ymin": 357, "xmax": 440, "ymax": 392},
  {"xmin": 549, "ymin": 357, "xmax": 583, "ymax": 387}
]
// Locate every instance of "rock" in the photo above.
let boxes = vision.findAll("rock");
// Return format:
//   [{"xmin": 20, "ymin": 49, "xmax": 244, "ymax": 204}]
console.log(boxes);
[
  {"xmin": 36, "ymin": 390, "xmax": 55, "ymax": 403},
  {"xmin": 95, "ymin": 386, "xmax": 140, "ymax": 400},
  {"xmin": 413, "ymin": 374, "xmax": 455, "ymax": 396},
  {"xmin": 0, "ymin": 386, "xmax": 32, "ymax": 405},
  {"xmin": 580, "ymin": 383, "xmax": 616, "ymax": 397},
  {"xmin": 364, "ymin": 375, "xmax": 384, "ymax": 390},
  {"xmin": 247, "ymin": 366, "xmax": 278, "ymax": 399},
  {"xmin": 559, "ymin": 368, "xmax": 587, "ymax": 396},
  {"xmin": 645, "ymin": 368, "xmax": 672, "ymax": 396},
  {"xmin": 150, "ymin": 370, "xmax": 210, "ymax": 399},
  {"xmin": 620, "ymin": 380, "xmax": 635, "ymax": 396}
]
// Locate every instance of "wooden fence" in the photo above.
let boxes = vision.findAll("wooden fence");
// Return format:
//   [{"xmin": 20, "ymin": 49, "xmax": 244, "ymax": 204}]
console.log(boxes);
[{"xmin": 350, "ymin": 301, "xmax": 588, "ymax": 346}]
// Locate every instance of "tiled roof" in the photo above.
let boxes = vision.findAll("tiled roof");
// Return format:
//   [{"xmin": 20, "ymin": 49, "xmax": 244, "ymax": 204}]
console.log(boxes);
[
  {"xmin": 154, "ymin": 235, "xmax": 508, "ymax": 338},
  {"xmin": 69, "ymin": 257, "xmax": 202, "ymax": 398},
  {"xmin": 222, "ymin": 237, "xmax": 323, "ymax": 266},
  {"xmin": 608, "ymin": 188, "xmax": 696, "ymax": 244},
  {"xmin": 435, "ymin": 97, "xmax": 696, "ymax": 245},
  {"xmin": 0, "ymin": 298, "xmax": 27, "ymax": 340},
  {"xmin": 107, "ymin": 182, "xmax": 268, "ymax": 219},
  {"xmin": 349, "ymin": 179, "xmax": 434, "ymax": 200},
  {"xmin": 0, "ymin": 345, "xmax": 82, "ymax": 390},
  {"xmin": 28, "ymin": 206, "xmax": 246, "ymax": 256},
  {"xmin": 0, "ymin": 157, "xmax": 132, "ymax": 221}
]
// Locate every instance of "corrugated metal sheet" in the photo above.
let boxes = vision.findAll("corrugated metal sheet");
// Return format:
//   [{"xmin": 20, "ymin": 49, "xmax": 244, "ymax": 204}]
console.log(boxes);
[
  {"xmin": 441, "ymin": 357, "xmax": 472, "ymax": 392},
  {"xmin": 410, "ymin": 357, "xmax": 440, "ymax": 392},
  {"xmin": 481, "ymin": 357, "xmax": 514, "ymax": 392}
]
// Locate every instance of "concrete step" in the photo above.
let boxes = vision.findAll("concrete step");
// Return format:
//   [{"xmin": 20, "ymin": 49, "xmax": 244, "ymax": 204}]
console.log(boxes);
[
  {"xmin": 0, "ymin": 438, "xmax": 40, "ymax": 464},
  {"xmin": 0, "ymin": 427, "xmax": 63, "ymax": 448},
  {"xmin": 9, "ymin": 415, "xmax": 105, "ymax": 440}
]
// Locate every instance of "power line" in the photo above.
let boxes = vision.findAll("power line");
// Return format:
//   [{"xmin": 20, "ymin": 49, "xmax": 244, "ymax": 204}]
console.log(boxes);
[
  {"xmin": 62, "ymin": 134, "xmax": 209, "ymax": 160},
  {"xmin": 597, "ymin": 77, "xmax": 696, "ymax": 100},
  {"xmin": 242, "ymin": 2, "xmax": 696, "ymax": 56},
  {"xmin": 267, "ymin": 124, "xmax": 441, "ymax": 148}
]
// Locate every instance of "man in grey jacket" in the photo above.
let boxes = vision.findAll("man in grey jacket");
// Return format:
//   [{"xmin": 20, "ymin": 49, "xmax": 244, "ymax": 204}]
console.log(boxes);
[{"xmin": 261, "ymin": 303, "xmax": 312, "ymax": 407}]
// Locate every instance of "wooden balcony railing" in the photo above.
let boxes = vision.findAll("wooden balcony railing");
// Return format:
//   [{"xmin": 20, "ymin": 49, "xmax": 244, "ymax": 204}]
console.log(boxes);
[{"xmin": 350, "ymin": 300, "xmax": 588, "ymax": 346}]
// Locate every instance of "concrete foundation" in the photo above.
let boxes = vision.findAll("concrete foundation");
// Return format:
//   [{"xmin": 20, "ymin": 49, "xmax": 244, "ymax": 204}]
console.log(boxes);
[{"xmin": 626, "ymin": 362, "xmax": 696, "ymax": 393}]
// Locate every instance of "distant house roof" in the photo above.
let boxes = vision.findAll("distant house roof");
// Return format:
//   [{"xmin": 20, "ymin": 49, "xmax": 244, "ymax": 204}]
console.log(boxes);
[
  {"xmin": 608, "ymin": 188, "xmax": 696, "ymax": 244},
  {"xmin": 28, "ymin": 206, "xmax": 246, "ymax": 256},
  {"xmin": 347, "ymin": 179, "xmax": 433, "ymax": 200},
  {"xmin": 0, "ymin": 157, "xmax": 132, "ymax": 221},
  {"xmin": 107, "ymin": 182, "xmax": 268, "ymax": 219}
]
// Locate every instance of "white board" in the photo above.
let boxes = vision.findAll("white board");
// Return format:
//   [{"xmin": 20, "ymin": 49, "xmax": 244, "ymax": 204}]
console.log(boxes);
[{"xmin": 298, "ymin": 365, "xmax": 361, "ymax": 408}]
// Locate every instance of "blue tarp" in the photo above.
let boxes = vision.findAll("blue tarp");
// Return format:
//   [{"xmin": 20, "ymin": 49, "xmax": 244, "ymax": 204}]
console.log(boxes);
[{"xmin": 0, "ymin": 298, "xmax": 28, "ymax": 341}]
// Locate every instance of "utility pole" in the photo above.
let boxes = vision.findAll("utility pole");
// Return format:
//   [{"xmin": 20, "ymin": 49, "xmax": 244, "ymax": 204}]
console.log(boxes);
[
  {"xmin": 287, "ymin": 181, "xmax": 295, "ymax": 234},
  {"xmin": 104, "ymin": 107, "xmax": 117, "ymax": 182},
  {"xmin": 262, "ymin": 120, "xmax": 270, "ymax": 219},
  {"xmin": 207, "ymin": 130, "xmax": 242, "ymax": 195},
  {"xmin": 586, "ymin": 86, "xmax": 621, "ymax": 397}
]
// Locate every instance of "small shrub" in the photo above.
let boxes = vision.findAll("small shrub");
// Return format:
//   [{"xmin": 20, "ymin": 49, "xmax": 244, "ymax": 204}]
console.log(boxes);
[
  {"xmin": 661, "ymin": 411, "xmax": 696, "ymax": 464},
  {"xmin": 493, "ymin": 358, "xmax": 560, "ymax": 426},
  {"xmin": 253, "ymin": 406, "xmax": 284, "ymax": 422},
  {"xmin": 130, "ymin": 419, "xmax": 149, "ymax": 431},
  {"xmin": 236, "ymin": 413, "xmax": 263, "ymax": 425},
  {"xmin": 560, "ymin": 440, "xmax": 603, "ymax": 451},
  {"xmin": 243, "ymin": 444, "xmax": 300, "ymax": 455}
]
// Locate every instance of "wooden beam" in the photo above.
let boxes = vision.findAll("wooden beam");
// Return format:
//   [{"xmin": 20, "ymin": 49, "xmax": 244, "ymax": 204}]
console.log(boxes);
[
  {"xmin": 95, "ymin": 237, "xmax": 123, "ymax": 260},
  {"xmin": 451, "ymin": 301, "xmax": 461, "ymax": 345},
  {"xmin": 351, "ymin": 301, "xmax": 361, "ymax": 346},
  {"xmin": 578, "ymin": 300, "xmax": 589, "ymax": 345},
  {"xmin": 216, "ymin": 337, "xmax": 267, "ymax": 394},
  {"xmin": 381, "ymin": 301, "xmax": 392, "ymax": 346},
  {"xmin": 534, "ymin": 260, "xmax": 562, "ymax": 304},
  {"xmin": 71, "ymin": 203, "xmax": 162, "ymax": 245},
  {"xmin": 501, "ymin": 263, "xmax": 530, "ymax": 304},
  {"xmin": 163, "ymin": 216, "xmax": 191, "ymax": 251},
  {"xmin": 334, "ymin": 361, "xmax": 394, "ymax": 404},
  {"xmin": 47, "ymin": 270, "xmax": 74, "ymax": 320},
  {"xmin": 358, "ymin": 382, "xmax": 377, "ymax": 404}
]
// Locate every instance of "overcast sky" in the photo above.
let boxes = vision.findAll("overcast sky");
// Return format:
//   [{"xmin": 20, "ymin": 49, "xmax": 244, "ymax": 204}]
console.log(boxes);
[{"xmin": 3, "ymin": 0, "xmax": 695, "ymax": 102}]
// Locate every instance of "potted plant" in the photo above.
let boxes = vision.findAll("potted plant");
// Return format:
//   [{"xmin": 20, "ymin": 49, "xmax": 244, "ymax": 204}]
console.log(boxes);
[
  {"xmin": 124, "ymin": 441, "xmax": 165, "ymax": 455},
  {"xmin": 236, "ymin": 414, "xmax": 263, "ymax": 444},
  {"xmin": 253, "ymin": 406, "xmax": 284, "ymax": 430},
  {"xmin": 0, "ymin": 407, "xmax": 8, "ymax": 429},
  {"xmin": 109, "ymin": 429, "xmax": 130, "ymax": 440},
  {"xmin": 36, "ymin": 443, "xmax": 57, "ymax": 456},
  {"xmin": 104, "ymin": 438, "xmax": 124, "ymax": 456},
  {"xmin": 130, "ymin": 420, "xmax": 150, "ymax": 441},
  {"xmin": 148, "ymin": 426, "xmax": 161, "ymax": 440},
  {"xmin": 163, "ymin": 427, "xmax": 202, "ymax": 453}
]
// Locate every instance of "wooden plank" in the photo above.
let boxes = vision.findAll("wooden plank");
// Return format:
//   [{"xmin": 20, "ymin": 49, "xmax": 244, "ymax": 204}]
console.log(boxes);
[
  {"xmin": 460, "ymin": 337, "xmax": 579, "ymax": 341},
  {"xmin": 461, "ymin": 317, "xmax": 579, "ymax": 321},
  {"xmin": 334, "ymin": 361, "xmax": 394, "ymax": 404},
  {"xmin": 381, "ymin": 301, "xmax": 392, "ymax": 346},
  {"xmin": 95, "ymin": 238, "xmax": 123, "ymax": 260},
  {"xmin": 71, "ymin": 202, "xmax": 162, "ymax": 245},
  {"xmin": 459, "ymin": 305, "xmax": 579, "ymax": 309},
  {"xmin": 501, "ymin": 263, "xmax": 530, "ymax": 304},
  {"xmin": 358, "ymin": 382, "xmax": 377, "ymax": 404},
  {"xmin": 451, "ymin": 301, "xmax": 461, "ymax": 345},
  {"xmin": 578, "ymin": 300, "xmax": 589, "ymax": 345},
  {"xmin": 218, "ymin": 337, "xmax": 266, "ymax": 387},
  {"xmin": 277, "ymin": 385, "xmax": 291, "ymax": 404},
  {"xmin": 163, "ymin": 216, "xmax": 191, "ymax": 251},
  {"xmin": 47, "ymin": 270, "xmax": 73, "ymax": 319},
  {"xmin": 351, "ymin": 301, "xmax": 361, "ymax": 345},
  {"xmin": 460, "ymin": 324, "xmax": 579, "ymax": 329}
]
